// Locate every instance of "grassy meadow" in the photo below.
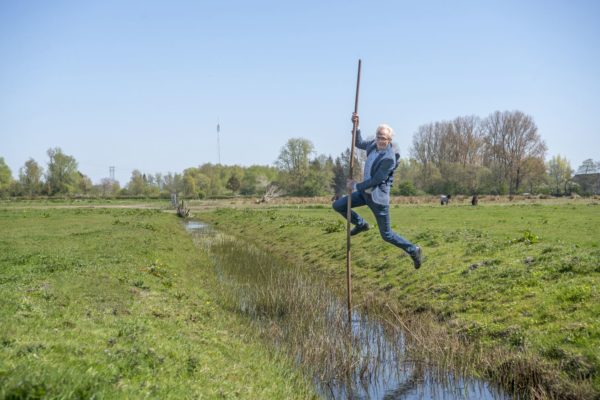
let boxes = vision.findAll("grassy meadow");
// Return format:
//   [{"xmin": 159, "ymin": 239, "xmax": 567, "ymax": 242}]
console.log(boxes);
[
  {"xmin": 195, "ymin": 198, "xmax": 600, "ymax": 398},
  {"xmin": 0, "ymin": 205, "xmax": 315, "ymax": 399}
]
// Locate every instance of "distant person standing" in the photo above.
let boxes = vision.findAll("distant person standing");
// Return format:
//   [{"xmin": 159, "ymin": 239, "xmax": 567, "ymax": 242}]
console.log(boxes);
[{"xmin": 332, "ymin": 113, "xmax": 423, "ymax": 269}]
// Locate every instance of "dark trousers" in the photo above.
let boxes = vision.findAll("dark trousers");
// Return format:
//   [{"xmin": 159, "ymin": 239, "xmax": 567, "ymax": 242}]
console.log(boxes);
[{"xmin": 332, "ymin": 191, "xmax": 415, "ymax": 254}]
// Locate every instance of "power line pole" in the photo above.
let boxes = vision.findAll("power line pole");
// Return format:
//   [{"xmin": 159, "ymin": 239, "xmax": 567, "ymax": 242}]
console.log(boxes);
[{"xmin": 217, "ymin": 120, "xmax": 221, "ymax": 165}]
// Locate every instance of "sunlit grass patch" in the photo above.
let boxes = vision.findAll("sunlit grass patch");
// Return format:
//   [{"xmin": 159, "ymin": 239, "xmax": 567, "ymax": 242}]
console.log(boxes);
[{"xmin": 0, "ymin": 207, "xmax": 314, "ymax": 399}]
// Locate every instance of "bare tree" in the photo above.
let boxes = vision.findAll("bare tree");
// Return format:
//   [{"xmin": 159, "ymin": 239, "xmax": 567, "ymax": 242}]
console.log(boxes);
[
  {"xmin": 411, "ymin": 117, "xmax": 486, "ymax": 193},
  {"xmin": 482, "ymin": 111, "xmax": 546, "ymax": 194},
  {"xmin": 257, "ymin": 184, "xmax": 285, "ymax": 203},
  {"xmin": 576, "ymin": 159, "xmax": 598, "ymax": 175},
  {"xmin": 451, "ymin": 115, "xmax": 484, "ymax": 166},
  {"xmin": 413, "ymin": 117, "xmax": 483, "ymax": 168},
  {"xmin": 100, "ymin": 178, "xmax": 120, "ymax": 197},
  {"xmin": 411, "ymin": 122, "xmax": 443, "ymax": 190},
  {"xmin": 411, "ymin": 122, "xmax": 443, "ymax": 167}
]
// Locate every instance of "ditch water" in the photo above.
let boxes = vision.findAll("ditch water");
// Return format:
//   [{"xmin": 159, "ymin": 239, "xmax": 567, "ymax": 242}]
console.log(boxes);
[{"xmin": 185, "ymin": 220, "xmax": 511, "ymax": 400}]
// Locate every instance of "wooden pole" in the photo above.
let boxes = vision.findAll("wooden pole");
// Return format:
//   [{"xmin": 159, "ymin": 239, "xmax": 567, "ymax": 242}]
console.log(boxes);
[{"xmin": 346, "ymin": 59, "xmax": 361, "ymax": 327}]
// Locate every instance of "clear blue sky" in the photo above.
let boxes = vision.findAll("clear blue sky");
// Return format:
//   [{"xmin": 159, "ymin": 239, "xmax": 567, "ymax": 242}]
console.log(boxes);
[{"xmin": 1, "ymin": 0, "xmax": 599, "ymax": 184}]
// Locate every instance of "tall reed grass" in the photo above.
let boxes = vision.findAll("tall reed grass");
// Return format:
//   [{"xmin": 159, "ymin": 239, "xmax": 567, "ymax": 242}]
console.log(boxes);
[
  {"xmin": 190, "ymin": 223, "xmax": 515, "ymax": 398},
  {"xmin": 209, "ymin": 232, "xmax": 375, "ymax": 385}
]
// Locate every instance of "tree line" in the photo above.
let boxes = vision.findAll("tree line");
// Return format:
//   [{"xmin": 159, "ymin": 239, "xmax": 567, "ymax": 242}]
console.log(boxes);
[
  {"xmin": 410, "ymin": 110, "xmax": 548, "ymax": 195},
  {"xmin": 1, "ymin": 110, "xmax": 598, "ymax": 199},
  {"xmin": 409, "ymin": 110, "xmax": 599, "ymax": 195}
]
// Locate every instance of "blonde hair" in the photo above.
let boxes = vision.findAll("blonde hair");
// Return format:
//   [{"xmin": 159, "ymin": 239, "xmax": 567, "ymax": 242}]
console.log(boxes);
[{"xmin": 376, "ymin": 124, "xmax": 394, "ymax": 141}]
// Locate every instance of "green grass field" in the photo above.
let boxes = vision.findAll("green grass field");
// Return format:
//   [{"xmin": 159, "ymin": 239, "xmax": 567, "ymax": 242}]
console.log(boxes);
[
  {"xmin": 0, "ymin": 206, "xmax": 314, "ymax": 399},
  {"xmin": 196, "ymin": 200, "xmax": 600, "ymax": 398},
  {"xmin": 1, "ymin": 199, "xmax": 598, "ymax": 399}
]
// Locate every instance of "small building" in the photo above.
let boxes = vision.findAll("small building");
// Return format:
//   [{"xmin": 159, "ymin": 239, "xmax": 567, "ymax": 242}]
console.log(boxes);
[{"xmin": 572, "ymin": 172, "xmax": 600, "ymax": 195}]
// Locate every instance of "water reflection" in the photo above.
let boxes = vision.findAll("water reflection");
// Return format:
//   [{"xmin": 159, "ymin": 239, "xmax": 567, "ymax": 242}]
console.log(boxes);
[
  {"xmin": 320, "ymin": 311, "xmax": 509, "ymax": 399},
  {"xmin": 185, "ymin": 220, "xmax": 510, "ymax": 400},
  {"xmin": 184, "ymin": 220, "xmax": 209, "ymax": 231}
]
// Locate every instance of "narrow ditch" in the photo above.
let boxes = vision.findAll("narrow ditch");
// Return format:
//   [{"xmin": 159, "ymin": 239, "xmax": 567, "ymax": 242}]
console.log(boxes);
[{"xmin": 185, "ymin": 220, "xmax": 511, "ymax": 399}]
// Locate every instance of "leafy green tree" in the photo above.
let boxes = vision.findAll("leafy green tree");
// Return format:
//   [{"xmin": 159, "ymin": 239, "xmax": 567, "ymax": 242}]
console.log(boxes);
[
  {"xmin": 302, "ymin": 155, "xmax": 333, "ymax": 196},
  {"xmin": 240, "ymin": 168, "xmax": 260, "ymax": 195},
  {"xmin": 226, "ymin": 174, "xmax": 241, "ymax": 194},
  {"xmin": 19, "ymin": 158, "xmax": 43, "ymax": 196},
  {"xmin": 276, "ymin": 138, "xmax": 313, "ymax": 175},
  {"xmin": 198, "ymin": 163, "xmax": 226, "ymax": 197},
  {"xmin": 547, "ymin": 155, "xmax": 573, "ymax": 195},
  {"xmin": 123, "ymin": 170, "xmax": 162, "ymax": 197},
  {"xmin": 45, "ymin": 148, "xmax": 79, "ymax": 195},
  {"xmin": 474, "ymin": 166, "xmax": 495, "ymax": 194},
  {"xmin": 182, "ymin": 174, "xmax": 197, "ymax": 198},
  {"xmin": 395, "ymin": 181, "xmax": 417, "ymax": 196},
  {"xmin": 182, "ymin": 167, "xmax": 210, "ymax": 198},
  {"xmin": 143, "ymin": 174, "xmax": 160, "ymax": 197},
  {"xmin": 438, "ymin": 162, "xmax": 467, "ymax": 194},
  {"xmin": 240, "ymin": 165, "xmax": 275, "ymax": 195},
  {"xmin": 520, "ymin": 157, "xmax": 547, "ymax": 194},
  {"xmin": 331, "ymin": 156, "xmax": 346, "ymax": 198},
  {"xmin": 332, "ymin": 149, "xmax": 362, "ymax": 197},
  {"xmin": 0, "ymin": 157, "xmax": 14, "ymax": 197},
  {"xmin": 390, "ymin": 159, "xmax": 418, "ymax": 196},
  {"xmin": 276, "ymin": 138, "xmax": 314, "ymax": 195},
  {"xmin": 195, "ymin": 173, "xmax": 210, "ymax": 198},
  {"xmin": 413, "ymin": 161, "xmax": 443, "ymax": 194},
  {"xmin": 127, "ymin": 170, "xmax": 146, "ymax": 195}
]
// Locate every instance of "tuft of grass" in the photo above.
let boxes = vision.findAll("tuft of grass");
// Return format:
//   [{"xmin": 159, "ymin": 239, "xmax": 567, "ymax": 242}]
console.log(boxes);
[
  {"xmin": 322, "ymin": 219, "xmax": 344, "ymax": 234},
  {"xmin": 509, "ymin": 230, "xmax": 540, "ymax": 245}
]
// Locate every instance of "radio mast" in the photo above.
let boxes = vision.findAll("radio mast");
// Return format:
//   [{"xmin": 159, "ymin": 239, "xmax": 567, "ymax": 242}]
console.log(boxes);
[{"xmin": 217, "ymin": 119, "xmax": 221, "ymax": 165}]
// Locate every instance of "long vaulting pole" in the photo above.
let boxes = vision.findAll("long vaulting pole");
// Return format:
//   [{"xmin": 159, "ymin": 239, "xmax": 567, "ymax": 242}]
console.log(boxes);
[{"xmin": 346, "ymin": 59, "xmax": 361, "ymax": 327}]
